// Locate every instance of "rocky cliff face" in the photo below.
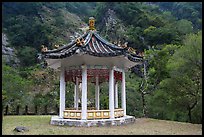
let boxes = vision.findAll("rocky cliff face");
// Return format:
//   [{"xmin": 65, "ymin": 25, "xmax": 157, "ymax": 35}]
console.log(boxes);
[
  {"xmin": 2, "ymin": 33, "xmax": 20, "ymax": 67},
  {"xmin": 101, "ymin": 9, "xmax": 127, "ymax": 44}
]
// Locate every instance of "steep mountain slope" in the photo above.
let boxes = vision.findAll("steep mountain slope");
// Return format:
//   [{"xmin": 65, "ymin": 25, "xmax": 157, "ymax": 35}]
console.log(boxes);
[
  {"xmin": 2, "ymin": 2, "xmax": 95, "ymax": 66},
  {"xmin": 2, "ymin": 2, "xmax": 202, "ymax": 66}
]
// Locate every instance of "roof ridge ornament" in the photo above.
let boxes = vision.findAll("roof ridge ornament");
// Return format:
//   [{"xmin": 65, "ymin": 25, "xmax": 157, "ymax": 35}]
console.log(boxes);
[
  {"xmin": 76, "ymin": 37, "xmax": 85, "ymax": 46},
  {"xmin": 54, "ymin": 44, "xmax": 60, "ymax": 49},
  {"xmin": 128, "ymin": 47, "xmax": 136, "ymax": 54},
  {"xmin": 121, "ymin": 42, "xmax": 128, "ymax": 48},
  {"xmin": 41, "ymin": 45, "xmax": 48, "ymax": 52},
  {"xmin": 89, "ymin": 17, "xmax": 95, "ymax": 31}
]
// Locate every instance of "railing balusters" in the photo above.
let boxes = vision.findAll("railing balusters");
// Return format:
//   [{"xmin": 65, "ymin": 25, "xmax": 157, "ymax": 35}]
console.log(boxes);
[{"xmin": 63, "ymin": 108, "xmax": 124, "ymax": 119}]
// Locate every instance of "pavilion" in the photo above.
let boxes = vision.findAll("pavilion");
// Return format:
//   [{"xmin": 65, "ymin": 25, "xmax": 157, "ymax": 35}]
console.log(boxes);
[{"xmin": 41, "ymin": 17, "xmax": 143, "ymax": 126}]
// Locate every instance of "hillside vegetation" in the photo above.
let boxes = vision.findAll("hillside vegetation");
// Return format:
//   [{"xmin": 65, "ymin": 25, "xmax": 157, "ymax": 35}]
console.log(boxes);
[{"xmin": 2, "ymin": 2, "xmax": 202, "ymax": 124}]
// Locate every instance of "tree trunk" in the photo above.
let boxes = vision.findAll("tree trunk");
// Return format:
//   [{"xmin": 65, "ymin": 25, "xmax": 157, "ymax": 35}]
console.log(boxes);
[
  {"xmin": 141, "ymin": 93, "xmax": 147, "ymax": 117},
  {"xmin": 188, "ymin": 100, "xmax": 197, "ymax": 123},
  {"xmin": 56, "ymin": 104, "xmax": 59, "ymax": 115},
  {"xmin": 35, "ymin": 105, "xmax": 38, "ymax": 115},
  {"xmin": 188, "ymin": 108, "xmax": 192, "ymax": 123},
  {"xmin": 2, "ymin": 111, "xmax": 3, "ymax": 124},
  {"xmin": 16, "ymin": 105, "xmax": 20, "ymax": 115},
  {"xmin": 44, "ymin": 105, "xmax": 47, "ymax": 115},
  {"xmin": 5, "ymin": 105, "xmax": 8, "ymax": 115},
  {"xmin": 141, "ymin": 60, "xmax": 147, "ymax": 117},
  {"xmin": 25, "ymin": 105, "xmax": 28, "ymax": 115}
]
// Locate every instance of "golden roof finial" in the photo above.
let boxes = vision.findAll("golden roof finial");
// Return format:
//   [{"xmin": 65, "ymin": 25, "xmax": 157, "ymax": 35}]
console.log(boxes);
[{"xmin": 89, "ymin": 17, "xmax": 95, "ymax": 30}]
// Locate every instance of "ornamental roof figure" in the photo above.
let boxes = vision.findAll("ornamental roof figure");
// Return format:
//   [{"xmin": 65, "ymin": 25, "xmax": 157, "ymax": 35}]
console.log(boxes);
[
  {"xmin": 89, "ymin": 17, "xmax": 95, "ymax": 30},
  {"xmin": 41, "ymin": 17, "xmax": 143, "ymax": 69}
]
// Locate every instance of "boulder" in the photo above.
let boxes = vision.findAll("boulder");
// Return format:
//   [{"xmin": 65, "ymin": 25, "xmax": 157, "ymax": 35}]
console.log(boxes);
[{"xmin": 14, "ymin": 126, "xmax": 29, "ymax": 132}]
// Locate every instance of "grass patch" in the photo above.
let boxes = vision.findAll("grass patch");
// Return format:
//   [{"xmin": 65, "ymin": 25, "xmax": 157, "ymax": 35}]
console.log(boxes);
[{"xmin": 2, "ymin": 115, "xmax": 202, "ymax": 135}]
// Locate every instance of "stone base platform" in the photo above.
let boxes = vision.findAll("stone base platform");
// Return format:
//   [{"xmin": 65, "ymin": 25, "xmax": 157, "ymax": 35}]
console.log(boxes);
[{"xmin": 50, "ymin": 115, "xmax": 135, "ymax": 127}]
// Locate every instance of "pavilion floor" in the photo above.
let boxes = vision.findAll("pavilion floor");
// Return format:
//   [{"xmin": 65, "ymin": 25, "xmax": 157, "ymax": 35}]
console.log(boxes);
[{"xmin": 50, "ymin": 115, "xmax": 135, "ymax": 127}]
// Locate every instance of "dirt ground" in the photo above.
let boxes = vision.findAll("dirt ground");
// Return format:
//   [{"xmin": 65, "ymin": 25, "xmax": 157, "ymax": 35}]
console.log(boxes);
[{"xmin": 2, "ymin": 116, "xmax": 202, "ymax": 135}]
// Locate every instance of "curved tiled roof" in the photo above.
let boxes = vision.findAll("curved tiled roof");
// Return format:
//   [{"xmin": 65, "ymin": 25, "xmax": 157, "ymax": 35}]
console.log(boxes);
[{"xmin": 41, "ymin": 30, "xmax": 143, "ymax": 62}]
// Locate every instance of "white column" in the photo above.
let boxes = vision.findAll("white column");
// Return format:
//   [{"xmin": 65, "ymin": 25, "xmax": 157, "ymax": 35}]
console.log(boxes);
[
  {"xmin": 121, "ymin": 69, "xmax": 126, "ymax": 116},
  {"xmin": 74, "ymin": 77, "xmax": 79, "ymax": 110},
  {"xmin": 81, "ymin": 65, "xmax": 87, "ymax": 120},
  {"xmin": 109, "ymin": 67, "xmax": 115, "ymax": 119},
  {"xmin": 115, "ymin": 82, "xmax": 118, "ymax": 108},
  {"xmin": 59, "ymin": 66, "xmax": 66, "ymax": 118},
  {"xmin": 95, "ymin": 76, "xmax": 100, "ymax": 110},
  {"xmin": 74, "ymin": 84, "xmax": 76, "ymax": 108}
]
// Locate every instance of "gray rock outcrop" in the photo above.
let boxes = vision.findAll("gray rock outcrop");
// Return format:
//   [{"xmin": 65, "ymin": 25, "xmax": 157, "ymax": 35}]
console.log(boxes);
[
  {"xmin": 103, "ymin": 9, "xmax": 127, "ymax": 44},
  {"xmin": 2, "ymin": 33, "xmax": 20, "ymax": 67}
]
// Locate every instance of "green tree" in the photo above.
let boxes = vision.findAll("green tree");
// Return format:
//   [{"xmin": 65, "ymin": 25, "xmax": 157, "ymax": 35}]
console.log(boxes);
[
  {"xmin": 17, "ymin": 46, "xmax": 38, "ymax": 66},
  {"xmin": 126, "ymin": 71, "xmax": 144, "ymax": 117},
  {"xmin": 140, "ymin": 44, "xmax": 179, "ymax": 117},
  {"xmin": 160, "ymin": 31, "xmax": 202, "ymax": 123},
  {"xmin": 175, "ymin": 19, "xmax": 193, "ymax": 35},
  {"xmin": 143, "ymin": 26, "xmax": 180, "ymax": 46},
  {"xmin": 154, "ymin": 2, "xmax": 202, "ymax": 31},
  {"xmin": 2, "ymin": 63, "xmax": 32, "ymax": 111}
]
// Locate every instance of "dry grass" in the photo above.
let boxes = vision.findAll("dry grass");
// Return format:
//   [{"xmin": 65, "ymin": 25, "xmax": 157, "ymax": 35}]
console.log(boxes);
[{"xmin": 2, "ymin": 115, "xmax": 202, "ymax": 135}]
